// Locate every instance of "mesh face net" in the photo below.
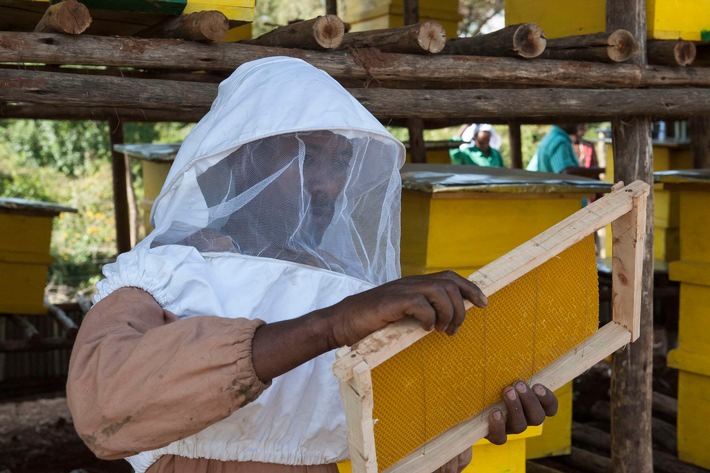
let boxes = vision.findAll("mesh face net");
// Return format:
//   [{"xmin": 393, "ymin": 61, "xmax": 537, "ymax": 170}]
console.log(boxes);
[{"xmin": 149, "ymin": 130, "xmax": 403, "ymax": 285}]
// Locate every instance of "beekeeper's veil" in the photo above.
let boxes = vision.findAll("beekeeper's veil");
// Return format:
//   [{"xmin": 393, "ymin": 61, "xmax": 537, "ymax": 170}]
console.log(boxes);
[{"xmin": 143, "ymin": 57, "xmax": 405, "ymax": 285}]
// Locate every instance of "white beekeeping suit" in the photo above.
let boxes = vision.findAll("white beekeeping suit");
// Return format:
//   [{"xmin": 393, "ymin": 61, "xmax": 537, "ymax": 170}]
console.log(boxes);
[{"xmin": 92, "ymin": 56, "xmax": 405, "ymax": 471}]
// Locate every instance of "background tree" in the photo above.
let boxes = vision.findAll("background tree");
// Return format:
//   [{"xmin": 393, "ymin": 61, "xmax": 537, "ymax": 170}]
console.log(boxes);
[{"xmin": 458, "ymin": 0, "xmax": 505, "ymax": 36}]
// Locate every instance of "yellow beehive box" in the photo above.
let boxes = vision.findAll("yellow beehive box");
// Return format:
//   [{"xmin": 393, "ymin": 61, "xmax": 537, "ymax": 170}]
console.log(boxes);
[
  {"xmin": 667, "ymin": 348, "xmax": 710, "ymax": 470},
  {"xmin": 400, "ymin": 164, "xmax": 609, "ymax": 277},
  {"xmin": 663, "ymin": 170, "xmax": 710, "ymax": 471},
  {"xmin": 657, "ymin": 170, "xmax": 710, "ymax": 263},
  {"xmin": 506, "ymin": 0, "xmax": 710, "ymax": 41},
  {"xmin": 603, "ymin": 142, "xmax": 692, "ymax": 262},
  {"xmin": 526, "ymin": 382, "xmax": 574, "ymax": 458},
  {"xmin": 183, "ymin": 0, "xmax": 254, "ymax": 22},
  {"xmin": 399, "ymin": 164, "xmax": 610, "ymax": 466},
  {"xmin": 114, "ymin": 143, "xmax": 179, "ymax": 235},
  {"xmin": 8, "ymin": 0, "xmax": 254, "ymax": 36},
  {"xmin": 337, "ymin": 425, "xmax": 542, "ymax": 473},
  {"xmin": 0, "ymin": 198, "xmax": 75, "ymax": 315},
  {"xmin": 669, "ymin": 261, "xmax": 710, "ymax": 353},
  {"xmin": 340, "ymin": 0, "xmax": 460, "ymax": 38}
]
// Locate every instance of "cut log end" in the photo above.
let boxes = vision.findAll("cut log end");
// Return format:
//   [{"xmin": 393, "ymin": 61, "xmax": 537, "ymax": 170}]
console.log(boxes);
[
  {"xmin": 192, "ymin": 11, "xmax": 229, "ymax": 42},
  {"xmin": 607, "ymin": 29, "xmax": 638, "ymax": 62},
  {"xmin": 35, "ymin": 0, "xmax": 92, "ymax": 35},
  {"xmin": 513, "ymin": 22, "xmax": 547, "ymax": 58},
  {"xmin": 416, "ymin": 21, "xmax": 447, "ymax": 54},
  {"xmin": 674, "ymin": 41, "xmax": 697, "ymax": 67},
  {"xmin": 313, "ymin": 14, "xmax": 345, "ymax": 49}
]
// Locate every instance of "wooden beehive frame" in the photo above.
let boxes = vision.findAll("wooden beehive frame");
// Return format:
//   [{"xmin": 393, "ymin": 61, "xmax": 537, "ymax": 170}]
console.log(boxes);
[{"xmin": 332, "ymin": 180, "xmax": 649, "ymax": 473}]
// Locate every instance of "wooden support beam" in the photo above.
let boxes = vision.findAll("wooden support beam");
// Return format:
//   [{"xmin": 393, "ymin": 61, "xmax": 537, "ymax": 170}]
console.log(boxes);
[
  {"xmin": 0, "ymin": 337, "xmax": 74, "ymax": 353},
  {"xmin": 242, "ymin": 15, "xmax": 345, "ymax": 50},
  {"xmin": 136, "ymin": 11, "xmax": 229, "ymax": 42},
  {"xmin": 348, "ymin": 87, "xmax": 710, "ymax": 119},
  {"xmin": 6, "ymin": 314, "xmax": 41, "ymax": 345},
  {"xmin": 339, "ymin": 21, "xmax": 446, "ymax": 54},
  {"xmin": 44, "ymin": 298, "xmax": 78, "ymax": 340},
  {"xmin": 407, "ymin": 117, "xmax": 426, "ymax": 163},
  {"xmin": 325, "ymin": 0, "xmax": 337, "ymax": 16},
  {"xmin": 3, "ymin": 33, "xmax": 710, "ymax": 89},
  {"xmin": 690, "ymin": 116, "xmax": 710, "ymax": 168},
  {"xmin": 648, "ymin": 40, "xmax": 696, "ymax": 67},
  {"xmin": 442, "ymin": 23, "xmax": 546, "ymax": 59},
  {"xmin": 508, "ymin": 122, "xmax": 523, "ymax": 168},
  {"xmin": 0, "ymin": 103, "xmax": 203, "ymax": 123},
  {"xmin": 541, "ymin": 30, "xmax": 638, "ymax": 63},
  {"xmin": 108, "ymin": 116, "xmax": 131, "ymax": 255},
  {"xmin": 76, "ymin": 294, "xmax": 93, "ymax": 315},
  {"xmin": 403, "ymin": 0, "xmax": 419, "ymax": 26},
  {"xmin": 4, "ymin": 69, "xmax": 710, "ymax": 119},
  {"xmin": 34, "ymin": 0, "xmax": 91, "ymax": 35},
  {"xmin": 589, "ymin": 400, "xmax": 677, "ymax": 455},
  {"xmin": 607, "ymin": 2, "xmax": 654, "ymax": 472},
  {"xmin": 693, "ymin": 41, "xmax": 710, "ymax": 67}
]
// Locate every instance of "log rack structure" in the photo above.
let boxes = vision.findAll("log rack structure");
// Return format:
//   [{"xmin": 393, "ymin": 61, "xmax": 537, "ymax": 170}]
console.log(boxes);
[{"xmin": 0, "ymin": 0, "xmax": 709, "ymax": 471}]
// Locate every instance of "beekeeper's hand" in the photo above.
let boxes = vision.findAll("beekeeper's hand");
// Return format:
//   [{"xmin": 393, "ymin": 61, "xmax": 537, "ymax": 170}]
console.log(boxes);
[
  {"xmin": 327, "ymin": 271, "xmax": 488, "ymax": 347},
  {"xmin": 434, "ymin": 381, "xmax": 559, "ymax": 473}
]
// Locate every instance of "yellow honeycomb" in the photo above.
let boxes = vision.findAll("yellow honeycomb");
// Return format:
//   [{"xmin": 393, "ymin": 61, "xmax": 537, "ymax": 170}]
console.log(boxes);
[{"xmin": 371, "ymin": 236, "xmax": 599, "ymax": 471}]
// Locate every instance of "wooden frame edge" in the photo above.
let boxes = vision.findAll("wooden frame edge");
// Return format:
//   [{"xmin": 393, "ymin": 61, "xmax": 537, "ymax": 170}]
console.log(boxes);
[
  {"xmin": 333, "ymin": 180, "xmax": 650, "ymax": 382},
  {"xmin": 381, "ymin": 322, "xmax": 632, "ymax": 473},
  {"xmin": 611, "ymin": 187, "xmax": 647, "ymax": 341},
  {"xmin": 334, "ymin": 180, "xmax": 650, "ymax": 473}
]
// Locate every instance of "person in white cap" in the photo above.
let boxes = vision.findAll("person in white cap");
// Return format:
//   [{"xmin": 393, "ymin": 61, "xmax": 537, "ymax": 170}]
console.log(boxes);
[
  {"xmin": 67, "ymin": 57, "xmax": 557, "ymax": 473},
  {"xmin": 450, "ymin": 123, "xmax": 504, "ymax": 167}
]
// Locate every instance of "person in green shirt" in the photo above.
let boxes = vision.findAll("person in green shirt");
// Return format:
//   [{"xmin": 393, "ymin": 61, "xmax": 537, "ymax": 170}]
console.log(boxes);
[{"xmin": 450, "ymin": 124, "xmax": 505, "ymax": 167}]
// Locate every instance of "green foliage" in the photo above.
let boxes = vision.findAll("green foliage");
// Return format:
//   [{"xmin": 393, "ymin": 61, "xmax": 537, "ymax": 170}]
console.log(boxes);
[
  {"xmin": 253, "ymin": 0, "xmax": 325, "ymax": 36},
  {"xmin": 521, "ymin": 125, "xmax": 550, "ymax": 167},
  {"xmin": 0, "ymin": 119, "xmax": 110, "ymax": 176},
  {"xmin": 49, "ymin": 161, "xmax": 117, "ymax": 288},
  {"xmin": 458, "ymin": 0, "xmax": 506, "ymax": 36},
  {"xmin": 0, "ymin": 119, "xmax": 196, "ymax": 296}
]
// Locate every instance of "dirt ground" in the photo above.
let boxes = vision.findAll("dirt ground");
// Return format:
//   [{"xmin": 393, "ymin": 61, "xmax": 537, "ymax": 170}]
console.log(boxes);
[{"xmin": 0, "ymin": 392, "xmax": 130, "ymax": 473}]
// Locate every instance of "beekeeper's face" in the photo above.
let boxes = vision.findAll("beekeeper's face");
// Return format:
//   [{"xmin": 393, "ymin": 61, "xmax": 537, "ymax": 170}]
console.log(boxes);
[{"xmin": 300, "ymin": 131, "xmax": 350, "ymax": 244}]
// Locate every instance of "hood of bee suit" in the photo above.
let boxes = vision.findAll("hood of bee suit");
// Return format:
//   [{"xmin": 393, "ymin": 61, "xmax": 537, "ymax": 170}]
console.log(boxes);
[{"xmin": 142, "ymin": 56, "xmax": 407, "ymax": 285}]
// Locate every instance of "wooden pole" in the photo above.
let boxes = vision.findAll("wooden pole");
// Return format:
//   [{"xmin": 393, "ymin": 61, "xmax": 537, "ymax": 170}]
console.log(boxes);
[
  {"xmin": 7, "ymin": 315, "xmax": 41, "ymax": 345},
  {"xmin": 136, "ymin": 11, "xmax": 229, "ymax": 42},
  {"xmin": 5, "ymin": 70, "xmax": 710, "ymax": 119},
  {"xmin": 690, "ymin": 116, "xmax": 710, "ymax": 168},
  {"xmin": 0, "ymin": 103, "xmax": 203, "ymax": 122},
  {"xmin": 508, "ymin": 122, "xmax": 523, "ymax": 168},
  {"xmin": 325, "ymin": 0, "xmax": 337, "ymax": 16},
  {"xmin": 34, "ymin": 0, "xmax": 91, "ymax": 35},
  {"xmin": 108, "ymin": 116, "xmax": 131, "ymax": 255},
  {"xmin": 44, "ymin": 298, "xmax": 78, "ymax": 340},
  {"xmin": 243, "ymin": 15, "xmax": 345, "ymax": 50},
  {"xmin": 401, "ymin": 0, "xmax": 426, "ymax": 165},
  {"xmin": 442, "ymin": 23, "xmax": 547, "ymax": 59},
  {"xmin": 606, "ymin": 1, "xmax": 654, "ymax": 472},
  {"xmin": 403, "ymin": 0, "xmax": 419, "ymax": 26},
  {"xmin": 541, "ymin": 30, "xmax": 638, "ymax": 63},
  {"xmin": 4, "ymin": 33, "xmax": 710, "ymax": 89},
  {"xmin": 647, "ymin": 40, "xmax": 696, "ymax": 66},
  {"xmin": 693, "ymin": 41, "xmax": 710, "ymax": 67},
  {"xmin": 407, "ymin": 118, "xmax": 426, "ymax": 163},
  {"xmin": 338, "ymin": 21, "xmax": 446, "ymax": 54}
]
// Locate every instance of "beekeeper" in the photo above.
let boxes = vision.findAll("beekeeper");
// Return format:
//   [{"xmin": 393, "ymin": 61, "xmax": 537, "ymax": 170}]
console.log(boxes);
[{"xmin": 67, "ymin": 57, "xmax": 557, "ymax": 473}]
